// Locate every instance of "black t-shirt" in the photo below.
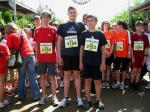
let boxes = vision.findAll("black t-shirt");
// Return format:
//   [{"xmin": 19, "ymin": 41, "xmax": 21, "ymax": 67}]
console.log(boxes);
[
  {"xmin": 80, "ymin": 30, "xmax": 107, "ymax": 66},
  {"xmin": 57, "ymin": 22, "xmax": 85, "ymax": 56}
]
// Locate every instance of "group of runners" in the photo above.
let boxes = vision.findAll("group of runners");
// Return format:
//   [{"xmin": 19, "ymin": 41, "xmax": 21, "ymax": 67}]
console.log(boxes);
[{"xmin": 0, "ymin": 6, "xmax": 150, "ymax": 110}]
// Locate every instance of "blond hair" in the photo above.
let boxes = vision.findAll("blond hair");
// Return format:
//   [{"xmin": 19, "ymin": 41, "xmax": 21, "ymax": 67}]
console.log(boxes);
[{"xmin": 5, "ymin": 22, "xmax": 19, "ymax": 34}]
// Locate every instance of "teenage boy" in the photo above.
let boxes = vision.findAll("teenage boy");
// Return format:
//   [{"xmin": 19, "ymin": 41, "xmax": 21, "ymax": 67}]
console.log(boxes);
[
  {"xmin": 57, "ymin": 6, "xmax": 85, "ymax": 107},
  {"xmin": 33, "ymin": 10, "xmax": 59, "ymax": 105},
  {"xmin": 80, "ymin": 15, "xmax": 107, "ymax": 110}
]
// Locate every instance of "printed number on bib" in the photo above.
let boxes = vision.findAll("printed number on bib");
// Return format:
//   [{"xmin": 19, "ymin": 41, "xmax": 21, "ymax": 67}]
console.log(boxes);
[
  {"xmin": 84, "ymin": 38, "xmax": 99, "ymax": 52},
  {"xmin": 134, "ymin": 41, "xmax": 144, "ymax": 51},
  {"xmin": 116, "ymin": 42, "xmax": 123, "ymax": 51},
  {"xmin": 65, "ymin": 36, "xmax": 78, "ymax": 48},
  {"xmin": 105, "ymin": 40, "xmax": 110, "ymax": 49},
  {"xmin": 40, "ymin": 43, "xmax": 52, "ymax": 54}
]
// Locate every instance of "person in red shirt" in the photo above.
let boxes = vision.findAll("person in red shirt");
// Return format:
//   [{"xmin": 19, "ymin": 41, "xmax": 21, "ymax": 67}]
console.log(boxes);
[
  {"xmin": 101, "ymin": 21, "xmax": 115, "ymax": 89},
  {"xmin": 131, "ymin": 21, "xmax": 149, "ymax": 90},
  {"xmin": 112, "ymin": 21, "xmax": 131, "ymax": 90},
  {"xmin": 33, "ymin": 10, "xmax": 59, "ymax": 105},
  {"xmin": 5, "ymin": 23, "xmax": 40, "ymax": 101},
  {"xmin": 0, "ymin": 43, "xmax": 10, "ymax": 108}
]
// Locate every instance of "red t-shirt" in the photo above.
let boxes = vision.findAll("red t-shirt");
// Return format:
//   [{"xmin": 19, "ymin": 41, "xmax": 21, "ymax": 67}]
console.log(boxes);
[
  {"xmin": 6, "ymin": 31, "xmax": 34, "ymax": 57},
  {"xmin": 33, "ymin": 26, "xmax": 57, "ymax": 62},
  {"xmin": 104, "ymin": 31, "xmax": 115, "ymax": 53},
  {"xmin": 0, "ymin": 43, "xmax": 10, "ymax": 74},
  {"xmin": 115, "ymin": 31, "xmax": 129, "ymax": 58},
  {"xmin": 131, "ymin": 32, "xmax": 149, "ymax": 58}
]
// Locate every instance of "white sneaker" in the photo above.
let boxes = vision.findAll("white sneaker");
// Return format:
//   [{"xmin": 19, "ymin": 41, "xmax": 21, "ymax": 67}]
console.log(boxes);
[
  {"xmin": 95, "ymin": 100, "xmax": 104, "ymax": 110},
  {"xmin": 145, "ymin": 83, "xmax": 150, "ymax": 89},
  {"xmin": 59, "ymin": 97, "xmax": 69, "ymax": 108},
  {"xmin": 52, "ymin": 95, "xmax": 59, "ymax": 106},
  {"xmin": 76, "ymin": 97, "xmax": 83, "ymax": 107},
  {"xmin": 120, "ymin": 83, "xmax": 125, "ymax": 90},
  {"xmin": 0, "ymin": 100, "xmax": 9, "ymax": 108},
  {"xmin": 59, "ymin": 81, "xmax": 64, "ymax": 88},
  {"xmin": 39, "ymin": 96, "xmax": 48, "ymax": 105},
  {"xmin": 102, "ymin": 82, "xmax": 106, "ymax": 88},
  {"xmin": 90, "ymin": 93, "xmax": 96, "ymax": 96},
  {"xmin": 81, "ymin": 89, "xmax": 85, "ymax": 93},
  {"xmin": 112, "ymin": 83, "xmax": 120, "ymax": 89},
  {"xmin": 105, "ymin": 82, "xmax": 110, "ymax": 89}
]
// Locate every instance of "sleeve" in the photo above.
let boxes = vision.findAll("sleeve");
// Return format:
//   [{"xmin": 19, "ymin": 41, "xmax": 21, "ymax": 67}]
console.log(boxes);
[
  {"xmin": 111, "ymin": 32, "xmax": 115, "ymax": 44},
  {"xmin": 114, "ymin": 32, "xmax": 117, "ymax": 44},
  {"xmin": 4, "ymin": 45, "xmax": 10, "ymax": 56},
  {"xmin": 80, "ymin": 33, "xmax": 85, "ymax": 46},
  {"xmin": 145, "ymin": 35, "xmax": 149, "ymax": 49},
  {"xmin": 53, "ymin": 29, "xmax": 58, "ymax": 43},
  {"xmin": 131, "ymin": 34, "xmax": 134, "ymax": 48},
  {"xmin": 57, "ymin": 24, "xmax": 63, "ymax": 37},
  {"xmin": 33, "ymin": 29, "xmax": 38, "ymax": 42},
  {"xmin": 6, "ymin": 34, "xmax": 13, "ymax": 49},
  {"xmin": 80, "ymin": 22, "xmax": 86, "ymax": 32},
  {"xmin": 99, "ymin": 33, "xmax": 107, "ymax": 46},
  {"xmin": 127, "ymin": 30, "xmax": 131, "ymax": 44}
]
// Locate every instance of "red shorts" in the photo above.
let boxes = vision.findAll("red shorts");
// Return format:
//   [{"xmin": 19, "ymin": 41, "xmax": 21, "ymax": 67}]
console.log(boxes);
[
  {"xmin": 0, "ymin": 66, "xmax": 7, "ymax": 75},
  {"xmin": 132, "ymin": 58, "xmax": 144, "ymax": 68}
]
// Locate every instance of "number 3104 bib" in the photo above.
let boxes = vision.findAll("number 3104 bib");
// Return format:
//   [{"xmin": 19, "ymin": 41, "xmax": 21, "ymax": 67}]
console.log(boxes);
[
  {"xmin": 84, "ymin": 38, "xmax": 99, "ymax": 52},
  {"xmin": 65, "ymin": 36, "xmax": 78, "ymax": 48},
  {"xmin": 40, "ymin": 43, "xmax": 52, "ymax": 54}
]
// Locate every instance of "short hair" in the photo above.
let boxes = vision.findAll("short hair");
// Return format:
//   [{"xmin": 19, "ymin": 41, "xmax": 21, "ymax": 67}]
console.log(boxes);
[
  {"xmin": 83, "ymin": 13, "xmax": 88, "ymax": 18},
  {"xmin": 40, "ymin": 10, "xmax": 52, "ymax": 19},
  {"xmin": 68, "ymin": 6, "xmax": 76, "ymax": 12},
  {"xmin": 135, "ymin": 21, "xmax": 143, "ymax": 26},
  {"xmin": 143, "ymin": 22, "xmax": 148, "ymax": 26},
  {"xmin": 101, "ymin": 21, "xmax": 110, "ymax": 31},
  {"xmin": 86, "ymin": 15, "xmax": 98, "ymax": 23},
  {"xmin": 34, "ymin": 16, "xmax": 40, "ymax": 21},
  {"xmin": 117, "ymin": 20, "xmax": 124, "ymax": 26},
  {"xmin": 117, "ymin": 20, "xmax": 128, "ymax": 29}
]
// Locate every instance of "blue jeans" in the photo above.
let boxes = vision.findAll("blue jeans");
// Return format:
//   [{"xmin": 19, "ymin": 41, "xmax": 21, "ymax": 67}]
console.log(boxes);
[{"xmin": 18, "ymin": 54, "xmax": 40, "ymax": 99}]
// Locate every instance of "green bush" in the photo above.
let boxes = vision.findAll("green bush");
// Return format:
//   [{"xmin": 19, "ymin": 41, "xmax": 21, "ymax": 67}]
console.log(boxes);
[{"xmin": 3, "ymin": 11, "xmax": 13, "ymax": 24}]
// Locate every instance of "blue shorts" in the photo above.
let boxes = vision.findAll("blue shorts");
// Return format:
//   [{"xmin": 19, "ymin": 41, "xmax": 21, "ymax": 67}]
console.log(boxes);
[{"xmin": 36, "ymin": 62, "xmax": 57, "ymax": 75}]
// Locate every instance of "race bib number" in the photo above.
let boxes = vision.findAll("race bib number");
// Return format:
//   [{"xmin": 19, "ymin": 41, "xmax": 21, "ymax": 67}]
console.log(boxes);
[
  {"xmin": 134, "ymin": 41, "xmax": 144, "ymax": 51},
  {"xmin": 105, "ymin": 40, "xmax": 110, "ymax": 49},
  {"xmin": 116, "ymin": 42, "xmax": 123, "ymax": 51},
  {"xmin": 40, "ymin": 43, "xmax": 52, "ymax": 54},
  {"xmin": 65, "ymin": 36, "xmax": 78, "ymax": 48},
  {"xmin": 84, "ymin": 38, "xmax": 99, "ymax": 52}
]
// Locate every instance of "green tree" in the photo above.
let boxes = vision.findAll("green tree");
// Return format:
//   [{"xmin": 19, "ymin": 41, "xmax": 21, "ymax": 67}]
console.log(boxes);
[{"xmin": 3, "ymin": 11, "xmax": 13, "ymax": 24}]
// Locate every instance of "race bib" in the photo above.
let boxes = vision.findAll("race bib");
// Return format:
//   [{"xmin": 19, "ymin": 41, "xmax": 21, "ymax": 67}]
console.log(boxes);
[
  {"xmin": 134, "ymin": 41, "xmax": 144, "ymax": 51},
  {"xmin": 84, "ymin": 38, "xmax": 99, "ymax": 52},
  {"xmin": 116, "ymin": 42, "xmax": 123, "ymax": 51},
  {"xmin": 40, "ymin": 43, "xmax": 52, "ymax": 54},
  {"xmin": 105, "ymin": 40, "xmax": 110, "ymax": 49},
  {"xmin": 65, "ymin": 36, "xmax": 78, "ymax": 48}
]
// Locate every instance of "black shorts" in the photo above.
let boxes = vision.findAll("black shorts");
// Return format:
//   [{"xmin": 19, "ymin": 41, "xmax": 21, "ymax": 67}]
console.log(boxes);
[
  {"xmin": 62, "ymin": 55, "xmax": 79, "ymax": 71},
  {"xmin": 82, "ymin": 65, "xmax": 102, "ymax": 80},
  {"xmin": 106, "ymin": 54, "xmax": 114, "ymax": 66},
  {"xmin": 114, "ymin": 57, "xmax": 129, "ymax": 72}
]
